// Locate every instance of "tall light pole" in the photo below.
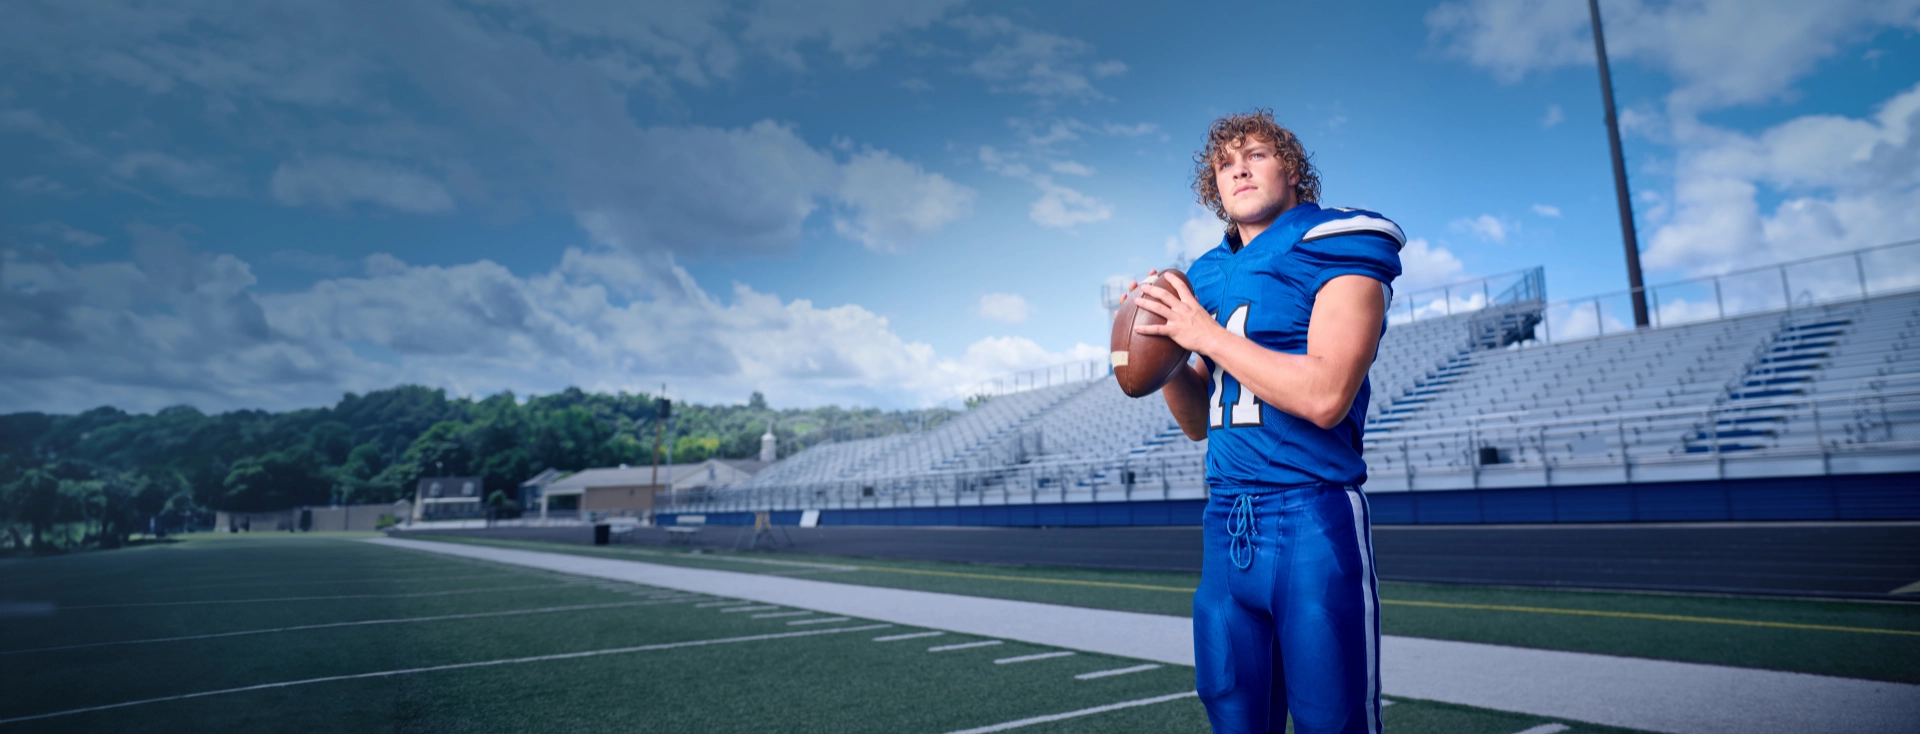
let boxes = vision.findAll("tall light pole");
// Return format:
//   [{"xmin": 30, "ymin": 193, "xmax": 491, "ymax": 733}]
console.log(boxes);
[{"xmin": 1590, "ymin": 0, "xmax": 1649, "ymax": 328}]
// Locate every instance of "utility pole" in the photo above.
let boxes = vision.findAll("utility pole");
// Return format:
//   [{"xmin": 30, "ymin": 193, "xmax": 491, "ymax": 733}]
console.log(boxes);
[
  {"xmin": 1590, "ymin": 0, "xmax": 1649, "ymax": 328},
  {"xmin": 651, "ymin": 385, "xmax": 670, "ymax": 487}
]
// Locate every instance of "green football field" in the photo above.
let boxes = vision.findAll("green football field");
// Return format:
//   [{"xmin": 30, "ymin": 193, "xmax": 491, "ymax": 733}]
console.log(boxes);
[{"xmin": 3, "ymin": 533, "xmax": 1913, "ymax": 732}]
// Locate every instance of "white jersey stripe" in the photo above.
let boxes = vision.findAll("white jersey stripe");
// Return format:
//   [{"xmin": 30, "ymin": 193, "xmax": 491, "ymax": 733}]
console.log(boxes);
[
  {"xmin": 1301, "ymin": 216, "xmax": 1406, "ymax": 249},
  {"xmin": 1347, "ymin": 488, "xmax": 1382, "ymax": 734}
]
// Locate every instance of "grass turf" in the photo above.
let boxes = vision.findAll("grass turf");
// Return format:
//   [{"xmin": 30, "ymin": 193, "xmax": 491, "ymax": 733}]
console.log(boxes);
[
  {"xmin": 416, "ymin": 533, "xmax": 1920, "ymax": 684},
  {"xmin": 0, "ymin": 533, "xmax": 1659, "ymax": 733}
]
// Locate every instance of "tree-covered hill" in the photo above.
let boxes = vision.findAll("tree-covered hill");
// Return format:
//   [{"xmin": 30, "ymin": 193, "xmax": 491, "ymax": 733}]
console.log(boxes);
[{"xmin": 0, "ymin": 386, "xmax": 951, "ymax": 551}]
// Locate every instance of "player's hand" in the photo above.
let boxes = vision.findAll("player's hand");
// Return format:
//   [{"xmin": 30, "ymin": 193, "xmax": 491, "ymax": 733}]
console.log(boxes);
[
  {"xmin": 1118, "ymin": 269, "xmax": 1160, "ymax": 304},
  {"xmin": 1133, "ymin": 272, "xmax": 1223, "ymax": 354}
]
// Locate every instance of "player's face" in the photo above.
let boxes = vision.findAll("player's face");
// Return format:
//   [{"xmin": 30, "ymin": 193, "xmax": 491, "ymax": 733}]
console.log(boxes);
[{"xmin": 1214, "ymin": 137, "xmax": 1299, "ymax": 231}]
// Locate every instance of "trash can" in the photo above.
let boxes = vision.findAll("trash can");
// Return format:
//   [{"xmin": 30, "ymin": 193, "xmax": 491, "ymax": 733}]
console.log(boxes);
[{"xmin": 593, "ymin": 523, "xmax": 611, "ymax": 545}]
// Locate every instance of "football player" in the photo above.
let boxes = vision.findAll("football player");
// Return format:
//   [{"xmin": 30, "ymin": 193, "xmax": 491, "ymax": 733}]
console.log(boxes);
[{"xmin": 1132, "ymin": 109, "xmax": 1404, "ymax": 734}]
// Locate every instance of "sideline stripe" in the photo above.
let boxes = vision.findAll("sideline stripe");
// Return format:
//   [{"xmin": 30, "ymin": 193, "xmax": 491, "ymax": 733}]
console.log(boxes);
[
  {"xmin": 0, "ymin": 599, "xmax": 695, "ymax": 656},
  {"xmin": 56, "ymin": 583, "xmax": 582, "ymax": 610},
  {"xmin": 994, "ymin": 652, "xmax": 1076, "ymax": 665},
  {"xmin": 775, "ymin": 558, "xmax": 1920, "ymax": 637},
  {"xmin": 0, "ymin": 624, "xmax": 892, "ymax": 725},
  {"xmin": 874, "ymin": 631, "xmax": 944, "ymax": 642},
  {"xmin": 930, "ymin": 640, "xmax": 1004, "ymax": 652},
  {"xmin": 1382, "ymin": 599, "xmax": 1920, "ymax": 637},
  {"xmin": 1074, "ymin": 664, "xmax": 1161, "ymax": 680},
  {"xmin": 1511, "ymin": 725, "xmax": 1570, "ymax": 734},
  {"xmin": 940, "ymin": 691, "xmax": 1198, "ymax": 734}
]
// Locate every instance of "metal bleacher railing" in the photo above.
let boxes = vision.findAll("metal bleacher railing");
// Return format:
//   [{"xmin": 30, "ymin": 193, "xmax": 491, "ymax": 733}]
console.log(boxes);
[{"xmin": 658, "ymin": 240, "xmax": 1920, "ymax": 514}]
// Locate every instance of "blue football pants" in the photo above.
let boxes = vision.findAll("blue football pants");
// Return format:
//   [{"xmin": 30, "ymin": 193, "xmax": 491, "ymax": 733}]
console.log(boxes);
[{"xmin": 1193, "ymin": 484, "xmax": 1382, "ymax": 734}]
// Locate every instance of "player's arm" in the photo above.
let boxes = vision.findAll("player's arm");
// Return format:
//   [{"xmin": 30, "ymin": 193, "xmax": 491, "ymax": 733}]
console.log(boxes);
[
  {"xmin": 1136, "ymin": 274, "xmax": 1384, "ymax": 430},
  {"xmin": 1161, "ymin": 358, "xmax": 1210, "ymax": 440}
]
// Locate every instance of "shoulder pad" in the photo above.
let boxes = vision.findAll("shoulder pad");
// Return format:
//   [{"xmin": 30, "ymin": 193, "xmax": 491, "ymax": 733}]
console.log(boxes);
[{"xmin": 1300, "ymin": 207, "xmax": 1405, "ymax": 250}]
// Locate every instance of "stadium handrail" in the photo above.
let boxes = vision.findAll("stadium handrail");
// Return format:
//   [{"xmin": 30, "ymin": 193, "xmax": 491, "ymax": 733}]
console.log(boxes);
[{"xmin": 1365, "ymin": 387, "xmax": 1920, "ymax": 441}]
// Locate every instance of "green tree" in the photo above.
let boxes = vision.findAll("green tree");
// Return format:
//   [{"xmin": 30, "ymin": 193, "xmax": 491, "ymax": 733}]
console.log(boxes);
[{"xmin": 11, "ymin": 468, "xmax": 61, "ymax": 552}]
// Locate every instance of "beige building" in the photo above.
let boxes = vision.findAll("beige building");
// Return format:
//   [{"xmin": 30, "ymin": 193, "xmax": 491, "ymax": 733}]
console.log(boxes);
[{"xmin": 538, "ymin": 459, "xmax": 767, "ymax": 519}]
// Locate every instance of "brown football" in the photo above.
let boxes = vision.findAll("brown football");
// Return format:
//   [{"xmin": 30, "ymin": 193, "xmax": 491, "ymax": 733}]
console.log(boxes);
[{"xmin": 1110, "ymin": 269, "xmax": 1193, "ymax": 398}]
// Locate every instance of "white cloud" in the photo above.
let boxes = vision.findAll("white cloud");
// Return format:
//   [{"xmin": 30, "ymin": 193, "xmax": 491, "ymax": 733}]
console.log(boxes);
[
  {"xmin": 3, "ymin": 2, "xmax": 973, "ymax": 260},
  {"xmin": 110, "ymin": 151, "xmax": 244, "ymax": 197},
  {"xmin": 1427, "ymin": 0, "xmax": 1920, "ymax": 112},
  {"xmin": 1449, "ymin": 214, "xmax": 1510, "ymax": 243},
  {"xmin": 0, "ymin": 239, "xmax": 1102, "ymax": 414},
  {"xmin": 1541, "ymin": 104, "xmax": 1564, "ymax": 128},
  {"xmin": 1165, "ymin": 207, "xmax": 1224, "ymax": 262},
  {"xmin": 1048, "ymin": 160, "xmax": 1094, "ymax": 176},
  {"xmin": 31, "ymin": 221, "xmax": 107, "ymax": 248},
  {"xmin": 1395, "ymin": 237, "xmax": 1468, "ymax": 291},
  {"xmin": 951, "ymin": 15, "xmax": 1117, "ymax": 100},
  {"xmin": 833, "ymin": 148, "xmax": 975, "ymax": 252},
  {"xmin": 977, "ymin": 292, "xmax": 1031, "ymax": 324},
  {"xmin": 1029, "ymin": 180, "xmax": 1111, "ymax": 229},
  {"xmin": 1643, "ymin": 82, "xmax": 1920, "ymax": 276},
  {"xmin": 743, "ymin": 0, "xmax": 963, "ymax": 69},
  {"xmin": 979, "ymin": 145, "xmax": 1112, "ymax": 230},
  {"xmin": 270, "ymin": 156, "xmax": 455, "ymax": 214},
  {"xmin": 1531, "ymin": 203, "xmax": 1562, "ymax": 217},
  {"xmin": 899, "ymin": 77, "xmax": 933, "ymax": 93},
  {"xmin": 1101, "ymin": 122, "xmax": 1158, "ymax": 137},
  {"xmin": 10, "ymin": 175, "xmax": 73, "ymax": 195}
]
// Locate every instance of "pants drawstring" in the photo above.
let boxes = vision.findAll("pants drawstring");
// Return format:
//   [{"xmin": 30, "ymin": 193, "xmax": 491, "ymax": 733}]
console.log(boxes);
[{"xmin": 1228, "ymin": 493, "xmax": 1255, "ymax": 570}]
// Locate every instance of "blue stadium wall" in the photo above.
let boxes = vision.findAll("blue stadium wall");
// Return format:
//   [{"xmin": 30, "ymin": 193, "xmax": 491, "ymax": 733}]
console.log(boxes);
[{"xmin": 657, "ymin": 472, "xmax": 1920, "ymax": 527}]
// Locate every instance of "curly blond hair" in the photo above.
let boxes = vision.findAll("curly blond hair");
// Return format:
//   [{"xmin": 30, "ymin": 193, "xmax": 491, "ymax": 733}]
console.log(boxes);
[{"xmin": 1191, "ymin": 109, "xmax": 1320, "ymax": 234}]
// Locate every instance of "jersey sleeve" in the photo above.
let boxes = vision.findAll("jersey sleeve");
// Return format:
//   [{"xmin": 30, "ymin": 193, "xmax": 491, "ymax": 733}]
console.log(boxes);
[{"xmin": 1294, "ymin": 230, "xmax": 1403, "ymax": 299}]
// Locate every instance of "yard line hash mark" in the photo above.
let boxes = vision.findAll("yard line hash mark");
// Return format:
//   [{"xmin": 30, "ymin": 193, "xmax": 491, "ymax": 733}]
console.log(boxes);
[
  {"xmin": 695, "ymin": 601, "xmax": 751, "ymax": 608},
  {"xmin": 929, "ymin": 640, "xmax": 1004, "ymax": 652},
  {"xmin": 940, "ymin": 691, "xmax": 1198, "ymax": 733},
  {"xmin": 1074, "ymin": 664, "xmax": 1161, "ymax": 680},
  {"xmin": 0, "ymin": 625, "xmax": 895, "ymax": 725},
  {"xmin": 787, "ymin": 617, "xmax": 851, "ymax": 625},
  {"xmin": 1, "ymin": 599, "xmax": 693, "ymax": 656},
  {"xmin": 719, "ymin": 605, "xmax": 780, "ymax": 613},
  {"xmin": 56, "ymin": 583, "xmax": 584, "ymax": 610},
  {"xmin": 750, "ymin": 611, "xmax": 813, "ymax": 619},
  {"xmin": 874, "ymin": 631, "xmax": 945, "ymax": 642},
  {"xmin": 994, "ymin": 652, "xmax": 1076, "ymax": 665}
]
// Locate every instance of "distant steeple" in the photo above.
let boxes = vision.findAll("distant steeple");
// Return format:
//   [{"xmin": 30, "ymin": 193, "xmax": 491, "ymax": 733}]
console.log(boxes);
[{"xmin": 760, "ymin": 426, "xmax": 777, "ymax": 463}]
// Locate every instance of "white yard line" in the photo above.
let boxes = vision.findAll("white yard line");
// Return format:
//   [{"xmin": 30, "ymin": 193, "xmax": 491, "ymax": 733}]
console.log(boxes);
[
  {"xmin": 57, "ymin": 582, "xmax": 582, "ymax": 610},
  {"xmin": 788, "ymin": 617, "xmax": 852, "ymax": 626},
  {"xmin": 994, "ymin": 652, "xmax": 1076, "ymax": 665},
  {"xmin": 694, "ymin": 601, "xmax": 751, "ymax": 608},
  {"xmin": 1511, "ymin": 725, "xmax": 1569, "ymax": 734},
  {"xmin": 0, "ymin": 624, "xmax": 893, "ymax": 726},
  {"xmin": 1074, "ymin": 664, "xmax": 1161, "ymax": 680},
  {"xmin": 874, "ymin": 631, "xmax": 945, "ymax": 642},
  {"xmin": 0, "ymin": 599, "xmax": 696, "ymax": 656},
  {"xmin": 367, "ymin": 537, "xmax": 1920, "ymax": 734},
  {"xmin": 939, "ymin": 692, "xmax": 1199, "ymax": 734},
  {"xmin": 929, "ymin": 640, "xmax": 1003, "ymax": 652},
  {"xmin": 750, "ymin": 611, "xmax": 813, "ymax": 619},
  {"xmin": 718, "ymin": 605, "xmax": 780, "ymax": 613}
]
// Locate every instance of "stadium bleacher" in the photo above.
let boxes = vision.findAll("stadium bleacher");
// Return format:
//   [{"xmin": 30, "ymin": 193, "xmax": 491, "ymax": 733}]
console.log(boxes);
[{"xmin": 677, "ymin": 266, "xmax": 1919, "ymax": 513}]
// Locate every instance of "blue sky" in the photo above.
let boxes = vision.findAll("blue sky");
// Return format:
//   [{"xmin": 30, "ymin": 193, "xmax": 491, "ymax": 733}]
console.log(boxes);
[{"xmin": 3, "ymin": 0, "xmax": 1917, "ymax": 415}]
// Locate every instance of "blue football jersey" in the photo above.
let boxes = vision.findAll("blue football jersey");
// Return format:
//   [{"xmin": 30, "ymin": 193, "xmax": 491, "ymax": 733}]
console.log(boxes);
[{"xmin": 1186, "ymin": 202, "xmax": 1404, "ymax": 491}]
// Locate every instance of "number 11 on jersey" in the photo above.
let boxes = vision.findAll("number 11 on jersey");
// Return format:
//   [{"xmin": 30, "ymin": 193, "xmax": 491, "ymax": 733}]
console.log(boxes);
[{"xmin": 1208, "ymin": 304, "xmax": 1262, "ymax": 429}]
